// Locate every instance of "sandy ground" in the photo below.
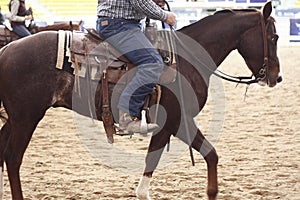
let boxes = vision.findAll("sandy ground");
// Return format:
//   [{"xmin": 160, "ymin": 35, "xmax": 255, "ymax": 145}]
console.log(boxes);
[{"xmin": 2, "ymin": 45, "xmax": 300, "ymax": 200}]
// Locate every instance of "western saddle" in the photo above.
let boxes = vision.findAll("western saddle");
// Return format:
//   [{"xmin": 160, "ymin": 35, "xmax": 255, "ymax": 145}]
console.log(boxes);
[{"xmin": 57, "ymin": 22, "xmax": 176, "ymax": 144}]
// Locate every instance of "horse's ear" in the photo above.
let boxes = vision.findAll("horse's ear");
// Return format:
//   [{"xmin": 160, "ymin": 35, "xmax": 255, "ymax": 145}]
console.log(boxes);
[
  {"xmin": 78, "ymin": 20, "xmax": 83, "ymax": 26},
  {"xmin": 69, "ymin": 21, "xmax": 73, "ymax": 27},
  {"xmin": 262, "ymin": 1, "xmax": 272, "ymax": 21}
]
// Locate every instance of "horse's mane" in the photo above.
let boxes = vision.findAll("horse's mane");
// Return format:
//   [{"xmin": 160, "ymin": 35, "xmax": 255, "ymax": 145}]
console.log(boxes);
[
  {"xmin": 215, "ymin": 8, "xmax": 276, "ymax": 25},
  {"xmin": 214, "ymin": 8, "xmax": 258, "ymax": 15}
]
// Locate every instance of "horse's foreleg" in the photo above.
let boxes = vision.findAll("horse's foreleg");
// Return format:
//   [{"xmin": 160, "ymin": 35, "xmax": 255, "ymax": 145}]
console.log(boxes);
[
  {"xmin": 136, "ymin": 175, "xmax": 152, "ymax": 200},
  {"xmin": 137, "ymin": 148, "xmax": 165, "ymax": 200},
  {"xmin": 136, "ymin": 130, "xmax": 171, "ymax": 200},
  {"xmin": 175, "ymin": 117, "xmax": 218, "ymax": 200},
  {"xmin": 191, "ymin": 129, "xmax": 218, "ymax": 200}
]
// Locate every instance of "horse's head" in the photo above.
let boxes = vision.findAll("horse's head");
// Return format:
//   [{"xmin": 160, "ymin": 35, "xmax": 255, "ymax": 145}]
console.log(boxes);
[
  {"xmin": 28, "ymin": 22, "xmax": 39, "ymax": 34},
  {"xmin": 69, "ymin": 20, "xmax": 83, "ymax": 31},
  {"xmin": 237, "ymin": 2, "xmax": 281, "ymax": 87}
]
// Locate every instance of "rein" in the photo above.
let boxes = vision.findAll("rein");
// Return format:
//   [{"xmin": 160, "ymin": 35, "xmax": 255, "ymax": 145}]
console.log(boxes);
[{"xmin": 170, "ymin": 13, "xmax": 269, "ymax": 85}]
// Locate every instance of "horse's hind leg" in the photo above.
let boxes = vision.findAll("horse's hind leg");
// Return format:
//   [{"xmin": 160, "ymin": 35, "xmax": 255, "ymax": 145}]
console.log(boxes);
[
  {"xmin": 0, "ymin": 164, "xmax": 3, "ymax": 200},
  {"xmin": 4, "ymin": 118, "xmax": 39, "ymax": 200},
  {"xmin": 0, "ymin": 122, "xmax": 11, "ymax": 200},
  {"xmin": 0, "ymin": 162, "xmax": 3, "ymax": 200}
]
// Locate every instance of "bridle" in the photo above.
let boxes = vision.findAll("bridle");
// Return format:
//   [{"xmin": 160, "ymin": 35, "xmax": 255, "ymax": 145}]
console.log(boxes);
[
  {"xmin": 170, "ymin": 12, "xmax": 270, "ymax": 85},
  {"xmin": 255, "ymin": 14, "xmax": 269, "ymax": 84}
]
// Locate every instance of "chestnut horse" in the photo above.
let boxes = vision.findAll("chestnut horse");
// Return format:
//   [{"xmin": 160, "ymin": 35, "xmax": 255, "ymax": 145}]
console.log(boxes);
[
  {"xmin": 29, "ymin": 20, "xmax": 83, "ymax": 33},
  {"xmin": 0, "ymin": 2, "xmax": 281, "ymax": 200},
  {"xmin": 0, "ymin": 20, "xmax": 83, "ymax": 48}
]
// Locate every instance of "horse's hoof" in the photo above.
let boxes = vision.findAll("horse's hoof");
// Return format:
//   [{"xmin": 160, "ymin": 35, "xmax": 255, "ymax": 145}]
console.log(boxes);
[
  {"xmin": 136, "ymin": 175, "xmax": 152, "ymax": 200},
  {"xmin": 136, "ymin": 188, "xmax": 151, "ymax": 200},
  {"xmin": 207, "ymin": 188, "xmax": 218, "ymax": 200},
  {"xmin": 136, "ymin": 194, "xmax": 151, "ymax": 200}
]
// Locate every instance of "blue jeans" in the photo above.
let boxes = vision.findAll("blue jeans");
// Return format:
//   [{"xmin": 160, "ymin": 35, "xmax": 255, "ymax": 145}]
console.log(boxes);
[
  {"xmin": 12, "ymin": 25, "xmax": 31, "ymax": 38},
  {"xmin": 97, "ymin": 17, "xmax": 164, "ymax": 117}
]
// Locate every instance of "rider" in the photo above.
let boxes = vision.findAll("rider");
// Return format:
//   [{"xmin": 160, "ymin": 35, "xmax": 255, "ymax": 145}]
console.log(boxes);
[
  {"xmin": 8, "ymin": 0, "xmax": 32, "ymax": 37},
  {"xmin": 97, "ymin": 0, "xmax": 176, "ymax": 134},
  {"xmin": 0, "ymin": 7, "xmax": 5, "ymax": 25}
]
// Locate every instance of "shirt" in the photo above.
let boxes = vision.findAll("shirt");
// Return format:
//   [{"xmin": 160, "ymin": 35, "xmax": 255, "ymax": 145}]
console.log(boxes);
[{"xmin": 97, "ymin": 0, "xmax": 168, "ymax": 22}]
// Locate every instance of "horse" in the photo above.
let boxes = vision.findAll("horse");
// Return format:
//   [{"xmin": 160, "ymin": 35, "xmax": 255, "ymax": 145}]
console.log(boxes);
[
  {"xmin": 0, "ymin": 20, "xmax": 83, "ymax": 48},
  {"xmin": 0, "ymin": 2, "xmax": 281, "ymax": 200},
  {"xmin": 29, "ymin": 20, "xmax": 83, "ymax": 33}
]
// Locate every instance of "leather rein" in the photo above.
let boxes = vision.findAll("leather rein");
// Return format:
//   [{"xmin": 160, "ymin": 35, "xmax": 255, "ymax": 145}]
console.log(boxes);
[{"xmin": 170, "ymin": 13, "xmax": 269, "ymax": 85}]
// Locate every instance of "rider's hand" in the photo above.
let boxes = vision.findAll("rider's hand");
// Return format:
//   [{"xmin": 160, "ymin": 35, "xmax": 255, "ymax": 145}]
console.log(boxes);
[
  {"xmin": 165, "ymin": 12, "xmax": 176, "ymax": 26},
  {"xmin": 25, "ymin": 15, "xmax": 32, "ymax": 20},
  {"xmin": 153, "ymin": 0, "xmax": 165, "ymax": 9},
  {"xmin": 157, "ymin": 2, "xmax": 165, "ymax": 9}
]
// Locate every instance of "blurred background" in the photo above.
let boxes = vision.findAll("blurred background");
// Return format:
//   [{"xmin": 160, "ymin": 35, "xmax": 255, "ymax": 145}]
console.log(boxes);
[{"xmin": 0, "ymin": 0, "xmax": 299, "ymax": 44}]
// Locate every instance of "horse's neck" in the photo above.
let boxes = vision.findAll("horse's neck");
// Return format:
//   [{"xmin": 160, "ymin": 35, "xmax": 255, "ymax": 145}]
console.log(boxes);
[{"xmin": 180, "ymin": 12, "xmax": 261, "ymax": 69}]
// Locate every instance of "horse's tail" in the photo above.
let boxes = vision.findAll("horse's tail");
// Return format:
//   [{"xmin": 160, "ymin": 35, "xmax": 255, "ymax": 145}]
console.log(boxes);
[
  {"xmin": 0, "ymin": 103, "xmax": 6, "ymax": 123},
  {"xmin": 0, "ymin": 47, "xmax": 8, "ymax": 123}
]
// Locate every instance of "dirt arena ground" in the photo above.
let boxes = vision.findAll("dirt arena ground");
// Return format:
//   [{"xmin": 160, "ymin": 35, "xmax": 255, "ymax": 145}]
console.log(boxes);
[{"xmin": 2, "ymin": 45, "xmax": 300, "ymax": 199}]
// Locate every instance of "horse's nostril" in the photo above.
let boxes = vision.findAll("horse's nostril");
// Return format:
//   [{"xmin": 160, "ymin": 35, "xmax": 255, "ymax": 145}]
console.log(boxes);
[{"xmin": 277, "ymin": 76, "xmax": 283, "ymax": 83}]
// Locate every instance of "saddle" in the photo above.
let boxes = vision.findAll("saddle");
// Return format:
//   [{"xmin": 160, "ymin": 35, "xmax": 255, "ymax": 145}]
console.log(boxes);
[
  {"xmin": 57, "ymin": 27, "xmax": 177, "ymax": 143},
  {"xmin": 69, "ymin": 28, "xmax": 177, "ymax": 84}
]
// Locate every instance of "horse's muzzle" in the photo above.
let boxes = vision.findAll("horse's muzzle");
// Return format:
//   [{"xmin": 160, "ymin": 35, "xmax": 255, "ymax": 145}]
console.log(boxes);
[
  {"xmin": 260, "ymin": 75, "xmax": 282, "ymax": 87},
  {"xmin": 267, "ymin": 75, "xmax": 282, "ymax": 87}
]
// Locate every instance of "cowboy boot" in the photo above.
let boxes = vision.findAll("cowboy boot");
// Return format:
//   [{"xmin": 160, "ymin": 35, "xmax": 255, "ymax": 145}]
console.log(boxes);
[{"xmin": 119, "ymin": 110, "xmax": 159, "ymax": 135}]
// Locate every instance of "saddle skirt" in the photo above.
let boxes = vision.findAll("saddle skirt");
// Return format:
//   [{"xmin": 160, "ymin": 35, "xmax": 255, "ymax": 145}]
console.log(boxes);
[{"xmin": 55, "ymin": 29, "xmax": 177, "ymax": 84}]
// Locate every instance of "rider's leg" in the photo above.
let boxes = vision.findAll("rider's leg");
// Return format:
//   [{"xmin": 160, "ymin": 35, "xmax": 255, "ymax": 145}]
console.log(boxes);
[
  {"xmin": 11, "ymin": 25, "xmax": 31, "ymax": 38},
  {"xmin": 97, "ymin": 18, "xmax": 164, "ymax": 133}
]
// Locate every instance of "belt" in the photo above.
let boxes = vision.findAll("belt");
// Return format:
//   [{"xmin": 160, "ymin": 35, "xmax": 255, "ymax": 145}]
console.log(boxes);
[{"xmin": 98, "ymin": 16, "xmax": 140, "ymax": 23}]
